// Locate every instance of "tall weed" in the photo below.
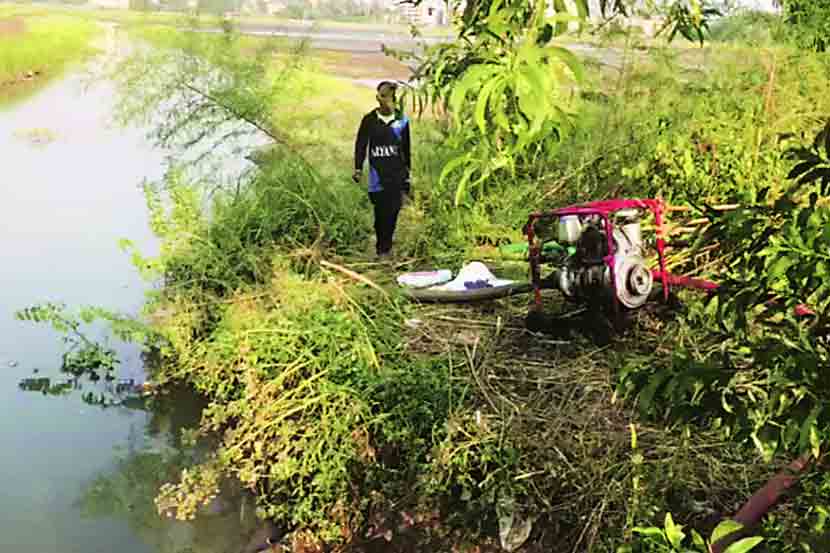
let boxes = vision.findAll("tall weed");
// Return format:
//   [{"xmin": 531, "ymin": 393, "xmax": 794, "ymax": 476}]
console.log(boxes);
[{"xmin": 151, "ymin": 263, "xmax": 452, "ymax": 543}]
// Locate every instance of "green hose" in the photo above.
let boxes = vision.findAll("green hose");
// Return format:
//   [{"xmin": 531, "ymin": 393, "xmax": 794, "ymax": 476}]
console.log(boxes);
[{"xmin": 499, "ymin": 241, "xmax": 575, "ymax": 259}]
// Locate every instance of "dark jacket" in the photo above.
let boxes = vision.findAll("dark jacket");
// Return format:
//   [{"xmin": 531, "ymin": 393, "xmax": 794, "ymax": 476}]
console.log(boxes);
[{"xmin": 354, "ymin": 108, "xmax": 411, "ymax": 193}]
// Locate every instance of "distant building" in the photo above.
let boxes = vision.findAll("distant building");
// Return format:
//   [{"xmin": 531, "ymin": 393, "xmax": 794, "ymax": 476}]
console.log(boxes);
[
  {"xmin": 395, "ymin": 0, "xmax": 647, "ymax": 29},
  {"xmin": 90, "ymin": 0, "xmax": 131, "ymax": 8},
  {"xmin": 399, "ymin": 0, "xmax": 451, "ymax": 26},
  {"xmin": 239, "ymin": 0, "xmax": 285, "ymax": 14}
]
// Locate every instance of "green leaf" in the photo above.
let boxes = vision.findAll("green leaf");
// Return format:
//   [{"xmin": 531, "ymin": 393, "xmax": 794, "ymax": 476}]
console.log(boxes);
[
  {"xmin": 474, "ymin": 75, "xmax": 502, "ymax": 135},
  {"xmin": 751, "ymin": 431, "xmax": 777, "ymax": 463},
  {"xmin": 519, "ymin": 62, "xmax": 550, "ymax": 103},
  {"xmin": 545, "ymin": 12, "xmax": 582, "ymax": 24},
  {"xmin": 454, "ymin": 163, "xmax": 478, "ymax": 207},
  {"xmin": 517, "ymin": 37, "xmax": 545, "ymax": 66},
  {"xmin": 487, "ymin": 0, "xmax": 505, "ymax": 18},
  {"xmin": 787, "ymin": 160, "xmax": 817, "ymax": 181},
  {"xmin": 799, "ymin": 406, "xmax": 821, "ymax": 456},
  {"xmin": 721, "ymin": 391, "xmax": 734, "ymax": 414},
  {"xmin": 768, "ymin": 256, "xmax": 793, "ymax": 279},
  {"xmin": 516, "ymin": 71, "xmax": 546, "ymax": 123},
  {"xmin": 711, "ymin": 520, "xmax": 744, "ymax": 544},
  {"xmin": 548, "ymin": 45, "xmax": 585, "ymax": 83},
  {"xmin": 633, "ymin": 526, "xmax": 666, "ymax": 538},
  {"xmin": 809, "ymin": 422, "xmax": 821, "ymax": 460},
  {"xmin": 664, "ymin": 512, "xmax": 686, "ymax": 548},
  {"xmin": 552, "ymin": 0, "xmax": 569, "ymax": 35},
  {"xmin": 573, "ymin": 0, "xmax": 589, "ymax": 20},
  {"xmin": 438, "ymin": 154, "xmax": 472, "ymax": 189},
  {"xmin": 449, "ymin": 64, "xmax": 499, "ymax": 124},
  {"xmin": 638, "ymin": 371, "xmax": 669, "ymax": 416},
  {"xmin": 692, "ymin": 530, "xmax": 705, "ymax": 548},
  {"xmin": 722, "ymin": 536, "xmax": 764, "ymax": 553}
]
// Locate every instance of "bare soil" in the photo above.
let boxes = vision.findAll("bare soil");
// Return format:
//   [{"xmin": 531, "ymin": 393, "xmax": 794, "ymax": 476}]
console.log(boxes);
[
  {"xmin": 314, "ymin": 49, "xmax": 411, "ymax": 80},
  {"xmin": 0, "ymin": 17, "xmax": 25, "ymax": 36}
]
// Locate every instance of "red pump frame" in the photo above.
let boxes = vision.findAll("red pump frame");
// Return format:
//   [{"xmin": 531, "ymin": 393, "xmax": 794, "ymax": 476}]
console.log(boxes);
[{"xmin": 525, "ymin": 198, "xmax": 720, "ymax": 310}]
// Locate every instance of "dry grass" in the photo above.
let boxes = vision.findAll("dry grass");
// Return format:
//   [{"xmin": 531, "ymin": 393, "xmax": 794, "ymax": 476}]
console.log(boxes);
[
  {"xmin": 311, "ymin": 49, "xmax": 411, "ymax": 80},
  {"xmin": 370, "ymin": 288, "xmax": 777, "ymax": 551}
]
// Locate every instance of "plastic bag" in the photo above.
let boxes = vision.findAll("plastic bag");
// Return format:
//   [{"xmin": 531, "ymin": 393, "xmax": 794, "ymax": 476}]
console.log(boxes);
[
  {"xmin": 430, "ymin": 262, "xmax": 515, "ymax": 292},
  {"xmin": 397, "ymin": 269, "xmax": 453, "ymax": 289}
]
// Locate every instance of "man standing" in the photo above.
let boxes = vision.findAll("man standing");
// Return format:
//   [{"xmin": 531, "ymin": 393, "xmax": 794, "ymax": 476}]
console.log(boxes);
[{"xmin": 353, "ymin": 81, "xmax": 411, "ymax": 258}]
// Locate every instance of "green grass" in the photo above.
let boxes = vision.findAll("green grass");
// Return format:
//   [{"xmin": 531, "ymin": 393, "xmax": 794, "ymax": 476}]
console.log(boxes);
[
  {"xmin": 269, "ymin": 68, "xmax": 376, "ymax": 165},
  {"xmin": 0, "ymin": 4, "xmax": 213, "ymax": 27},
  {"xmin": 0, "ymin": 13, "xmax": 100, "ymax": 106}
]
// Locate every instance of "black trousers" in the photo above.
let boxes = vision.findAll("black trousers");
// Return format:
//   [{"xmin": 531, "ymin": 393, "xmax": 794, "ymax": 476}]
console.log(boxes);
[{"xmin": 369, "ymin": 188, "xmax": 402, "ymax": 255}]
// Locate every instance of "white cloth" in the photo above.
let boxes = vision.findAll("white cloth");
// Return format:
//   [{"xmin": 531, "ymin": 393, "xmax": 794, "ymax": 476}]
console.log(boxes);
[
  {"xmin": 429, "ymin": 262, "xmax": 515, "ymax": 291},
  {"xmin": 377, "ymin": 111, "xmax": 395, "ymax": 124},
  {"xmin": 397, "ymin": 269, "xmax": 452, "ymax": 289}
]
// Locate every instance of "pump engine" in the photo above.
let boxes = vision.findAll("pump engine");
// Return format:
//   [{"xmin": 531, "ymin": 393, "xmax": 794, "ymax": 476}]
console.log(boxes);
[
  {"xmin": 551, "ymin": 209, "xmax": 654, "ymax": 309},
  {"xmin": 525, "ymin": 199, "xmax": 670, "ymax": 312}
]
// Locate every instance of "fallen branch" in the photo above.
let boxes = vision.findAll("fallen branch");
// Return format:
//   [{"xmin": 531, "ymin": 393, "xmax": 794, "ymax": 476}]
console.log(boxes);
[
  {"xmin": 666, "ymin": 204, "xmax": 742, "ymax": 213},
  {"xmin": 319, "ymin": 260, "xmax": 389, "ymax": 298}
]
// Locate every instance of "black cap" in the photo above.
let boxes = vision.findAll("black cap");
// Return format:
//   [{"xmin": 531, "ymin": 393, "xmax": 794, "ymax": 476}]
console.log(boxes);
[{"xmin": 377, "ymin": 80, "xmax": 398, "ymax": 93}]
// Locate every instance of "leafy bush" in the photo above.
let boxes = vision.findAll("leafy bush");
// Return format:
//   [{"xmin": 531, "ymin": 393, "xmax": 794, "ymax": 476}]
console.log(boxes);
[
  {"xmin": 616, "ymin": 121, "xmax": 830, "ymax": 463},
  {"xmin": 122, "ymin": 154, "xmax": 370, "ymax": 306},
  {"xmin": 781, "ymin": 0, "xmax": 830, "ymax": 51},
  {"xmin": 709, "ymin": 10, "xmax": 786, "ymax": 46},
  {"xmin": 150, "ymin": 264, "xmax": 452, "ymax": 543},
  {"xmin": 622, "ymin": 514, "xmax": 763, "ymax": 553}
]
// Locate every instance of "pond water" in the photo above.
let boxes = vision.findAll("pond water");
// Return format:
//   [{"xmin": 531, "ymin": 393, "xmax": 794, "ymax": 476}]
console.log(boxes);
[{"xmin": 0, "ymin": 48, "xmax": 257, "ymax": 553}]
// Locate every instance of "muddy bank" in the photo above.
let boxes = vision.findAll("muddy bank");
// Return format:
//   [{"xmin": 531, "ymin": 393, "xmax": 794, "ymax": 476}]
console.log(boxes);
[
  {"xmin": 0, "ymin": 18, "xmax": 40, "ymax": 90},
  {"xmin": 1, "ymin": 68, "xmax": 44, "ymax": 89}
]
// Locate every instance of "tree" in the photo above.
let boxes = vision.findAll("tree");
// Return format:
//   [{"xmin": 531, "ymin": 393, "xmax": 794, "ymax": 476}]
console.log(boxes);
[{"xmin": 395, "ymin": 0, "xmax": 721, "ymax": 205}]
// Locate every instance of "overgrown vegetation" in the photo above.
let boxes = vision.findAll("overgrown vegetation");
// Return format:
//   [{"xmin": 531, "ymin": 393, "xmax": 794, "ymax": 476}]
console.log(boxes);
[{"xmin": 17, "ymin": 3, "xmax": 830, "ymax": 552}]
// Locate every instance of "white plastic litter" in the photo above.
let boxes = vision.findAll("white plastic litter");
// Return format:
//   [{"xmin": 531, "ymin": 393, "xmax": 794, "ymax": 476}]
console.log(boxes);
[
  {"xmin": 397, "ymin": 269, "xmax": 453, "ymax": 289},
  {"xmin": 429, "ymin": 261, "xmax": 515, "ymax": 292},
  {"xmin": 496, "ymin": 490, "xmax": 535, "ymax": 552}
]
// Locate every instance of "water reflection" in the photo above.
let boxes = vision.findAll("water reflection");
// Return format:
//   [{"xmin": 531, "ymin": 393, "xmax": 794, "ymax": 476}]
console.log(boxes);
[
  {"xmin": 18, "ymin": 374, "xmax": 149, "ymax": 408},
  {"xmin": 75, "ymin": 448, "xmax": 264, "ymax": 553},
  {"xmin": 18, "ymin": 375, "xmax": 75, "ymax": 396},
  {"xmin": 14, "ymin": 357, "xmax": 265, "ymax": 553}
]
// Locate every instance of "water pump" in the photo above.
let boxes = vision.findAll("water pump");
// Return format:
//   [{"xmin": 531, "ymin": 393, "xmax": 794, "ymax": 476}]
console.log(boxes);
[
  {"xmin": 550, "ymin": 208, "xmax": 654, "ymax": 309},
  {"xmin": 525, "ymin": 199, "xmax": 677, "ymax": 313}
]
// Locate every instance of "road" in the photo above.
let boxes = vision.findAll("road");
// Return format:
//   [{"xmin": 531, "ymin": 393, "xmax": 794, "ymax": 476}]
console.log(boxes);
[
  {"xmin": 208, "ymin": 22, "xmax": 451, "ymax": 53},
  {"xmin": 210, "ymin": 22, "xmax": 627, "ymax": 68}
]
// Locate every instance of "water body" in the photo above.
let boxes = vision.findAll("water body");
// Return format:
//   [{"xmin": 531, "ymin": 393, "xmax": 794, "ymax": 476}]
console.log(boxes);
[{"xmin": 0, "ymin": 42, "xmax": 256, "ymax": 553}]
